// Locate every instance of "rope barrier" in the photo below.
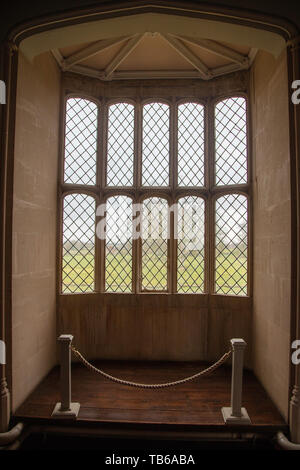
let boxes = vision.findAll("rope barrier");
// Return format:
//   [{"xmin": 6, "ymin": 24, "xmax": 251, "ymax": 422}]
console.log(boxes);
[{"xmin": 70, "ymin": 345, "xmax": 232, "ymax": 389}]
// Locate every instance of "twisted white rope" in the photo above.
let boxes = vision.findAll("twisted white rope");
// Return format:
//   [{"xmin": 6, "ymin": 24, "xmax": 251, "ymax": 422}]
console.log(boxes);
[{"xmin": 71, "ymin": 345, "xmax": 232, "ymax": 389}]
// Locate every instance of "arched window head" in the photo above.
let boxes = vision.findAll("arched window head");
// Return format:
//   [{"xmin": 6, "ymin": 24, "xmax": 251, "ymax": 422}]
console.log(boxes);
[
  {"xmin": 215, "ymin": 97, "xmax": 247, "ymax": 186},
  {"xmin": 64, "ymin": 97, "xmax": 98, "ymax": 185}
]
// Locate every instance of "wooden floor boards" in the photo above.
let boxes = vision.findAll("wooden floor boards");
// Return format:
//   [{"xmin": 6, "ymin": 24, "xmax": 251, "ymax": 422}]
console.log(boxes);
[{"xmin": 14, "ymin": 361, "xmax": 287, "ymax": 436}]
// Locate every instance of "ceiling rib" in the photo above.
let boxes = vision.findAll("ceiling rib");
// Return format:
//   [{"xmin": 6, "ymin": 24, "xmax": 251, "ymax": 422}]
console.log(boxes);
[
  {"xmin": 52, "ymin": 33, "xmax": 255, "ymax": 81},
  {"xmin": 69, "ymin": 64, "xmax": 247, "ymax": 81},
  {"xmin": 67, "ymin": 64, "xmax": 203, "ymax": 80},
  {"xmin": 248, "ymin": 48, "xmax": 258, "ymax": 65},
  {"xmin": 211, "ymin": 62, "xmax": 247, "ymax": 77},
  {"xmin": 66, "ymin": 64, "xmax": 103, "ymax": 79},
  {"xmin": 160, "ymin": 33, "xmax": 211, "ymax": 80},
  {"xmin": 51, "ymin": 48, "xmax": 64, "ymax": 67},
  {"xmin": 173, "ymin": 35, "xmax": 248, "ymax": 66},
  {"xmin": 102, "ymin": 33, "xmax": 145, "ymax": 80},
  {"xmin": 109, "ymin": 70, "xmax": 203, "ymax": 79},
  {"xmin": 62, "ymin": 36, "xmax": 131, "ymax": 71}
]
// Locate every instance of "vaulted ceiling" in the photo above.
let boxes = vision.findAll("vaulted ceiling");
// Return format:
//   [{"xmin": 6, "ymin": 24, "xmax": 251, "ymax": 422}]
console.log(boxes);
[{"xmin": 52, "ymin": 32, "xmax": 257, "ymax": 81}]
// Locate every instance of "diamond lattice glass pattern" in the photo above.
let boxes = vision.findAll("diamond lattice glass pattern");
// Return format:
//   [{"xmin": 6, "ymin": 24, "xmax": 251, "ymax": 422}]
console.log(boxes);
[
  {"xmin": 142, "ymin": 103, "xmax": 169, "ymax": 186},
  {"xmin": 177, "ymin": 197, "xmax": 205, "ymax": 293},
  {"xmin": 107, "ymin": 103, "xmax": 134, "ymax": 186},
  {"xmin": 215, "ymin": 97, "xmax": 247, "ymax": 186},
  {"xmin": 178, "ymin": 103, "xmax": 205, "ymax": 186},
  {"xmin": 64, "ymin": 98, "xmax": 98, "ymax": 185},
  {"xmin": 215, "ymin": 194, "xmax": 248, "ymax": 296},
  {"xmin": 105, "ymin": 196, "xmax": 132, "ymax": 292},
  {"xmin": 62, "ymin": 194, "xmax": 95, "ymax": 293},
  {"xmin": 142, "ymin": 198, "xmax": 168, "ymax": 290}
]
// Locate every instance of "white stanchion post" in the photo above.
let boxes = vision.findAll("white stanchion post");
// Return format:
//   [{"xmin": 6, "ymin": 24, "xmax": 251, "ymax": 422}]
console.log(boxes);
[
  {"xmin": 222, "ymin": 338, "xmax": 251, "ymax": 424},
  {"xmin": 52, "ymin": 335, "xmax": 80, "ymax": 419}
]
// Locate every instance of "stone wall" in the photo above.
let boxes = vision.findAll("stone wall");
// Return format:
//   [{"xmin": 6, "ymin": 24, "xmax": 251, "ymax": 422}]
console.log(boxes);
[
  {"xmin": 251, "ymin": 49, "xmax": 291, "ymax": 420},
  {"xmin": 11, "ymin": 51, "xmax": 60, "ymax": 410}
]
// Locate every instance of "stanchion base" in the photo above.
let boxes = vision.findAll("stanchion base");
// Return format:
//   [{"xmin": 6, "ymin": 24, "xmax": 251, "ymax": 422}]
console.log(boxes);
[
  {"xmin": 221, "ymin": 407, "xmax": 251, "ymax": 424},
  {"xmin": 51, "ymin": 402, "xmax": 80, "ymax": 419}
]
